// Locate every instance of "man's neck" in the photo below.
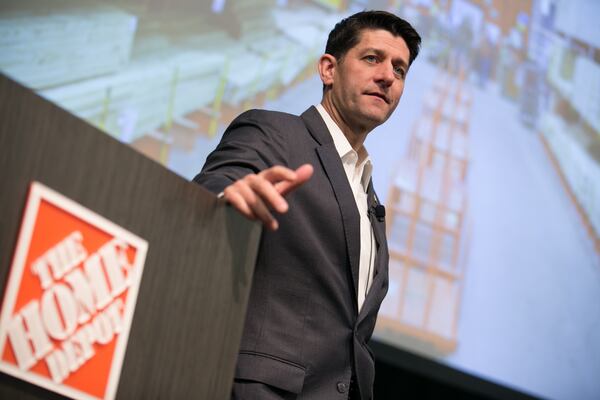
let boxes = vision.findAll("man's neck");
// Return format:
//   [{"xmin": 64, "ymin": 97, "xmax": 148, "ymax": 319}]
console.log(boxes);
[{"xmin": 319, "ymin": 98, "xmax": 368, "ymax": 152}]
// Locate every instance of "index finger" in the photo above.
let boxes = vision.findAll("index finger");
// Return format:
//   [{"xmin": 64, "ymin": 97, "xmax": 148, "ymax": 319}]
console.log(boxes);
[
  {"xmin": 259, "ymin": 165, "xmax": 297, "ymax": 184},
  {"xmin": 275, "ymin": 164, "xmax": 314, "ymax": 196}
]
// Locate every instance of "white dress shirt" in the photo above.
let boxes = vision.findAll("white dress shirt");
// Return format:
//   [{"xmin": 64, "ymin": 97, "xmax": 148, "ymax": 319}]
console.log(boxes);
[{"xmin": 316, "ymin": 104, "xmax": 376, "ymax": 312}]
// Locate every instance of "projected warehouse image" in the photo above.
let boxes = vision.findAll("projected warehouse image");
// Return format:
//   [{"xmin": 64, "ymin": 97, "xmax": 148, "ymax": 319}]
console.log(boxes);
[{"xmin": 1, "ymin": 1, "xmax": 599, "ymax": 399}]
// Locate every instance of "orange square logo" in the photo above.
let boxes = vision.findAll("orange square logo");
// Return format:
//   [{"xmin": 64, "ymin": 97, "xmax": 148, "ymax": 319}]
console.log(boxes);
[{"xmin": 0, "ymin": 182, "xmax": 148, "ymax": 400}]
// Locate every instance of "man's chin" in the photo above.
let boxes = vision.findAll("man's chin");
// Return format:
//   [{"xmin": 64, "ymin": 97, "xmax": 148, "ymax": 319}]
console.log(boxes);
[
  {"xmin": 363, "ymin": 111, "xmax": 391, "ymax": 128},
  {"xmin": 354, "ymin": 117, "xmax": 387, "ymax": 134}
]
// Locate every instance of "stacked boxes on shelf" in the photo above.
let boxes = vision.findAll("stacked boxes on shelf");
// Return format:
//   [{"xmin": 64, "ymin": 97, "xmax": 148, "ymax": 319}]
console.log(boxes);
[
  {"xmin": 225, "ymin": 0, "xmax": 282, "ymax": 108},
  {"xmin": 547, "ymin": 39, "xmax": 600, "ymax": 134},
  {"xmin": 572, "ymin": 57, "xmax": 600, "ymax": 134},
  {"xmin": 219, "ymin": 46, "xmax": 274, "ymax": 107},
  {"xmin": 41, "ymin": 61, "xmax": 172, "ymax": 142},
  {"xmin": 175, "ymin": 28, "xmax": 250, "ymax": 132},
  {"xmin": 377, "ymin": 69, "xmax": 472, "ymax": 354},
  {"xmin": 41, "ymin": 44, "xmax": 225, "ymax": 143},
  {"xmin": 0, "ymin": 0, "xmax": 136, "ymax": 90},
  {"xmin": 543, "ymin": 36, "xmax": 600, "ymax": 252},
  {"xmin": 539, "ymin": 114, "xmax": 600, "ymax": 252},
  {"xmin": 310, "ymin": 0, "xmax": 345, "ymax": 11},
  {"xmin": 130, "ymin": 14, "xmax": 232, "ymax": 136},
  {"xmin": 230, "ymin": 0, "xmax": 279, "ymax": 41},
  {"xmin": 272, "ymin": 6, "xmax": 340, "ymax": 83},
  {"xmin": 0, "ymin": 1, "xmax": 346, "ymax": 165},
  {"xmin": 246, "ymin": 36, "xmax": 309, "ymax": 90},
  {"xmin": 215, "ymin": 3, "xmax": 340, "ymax": 118}
]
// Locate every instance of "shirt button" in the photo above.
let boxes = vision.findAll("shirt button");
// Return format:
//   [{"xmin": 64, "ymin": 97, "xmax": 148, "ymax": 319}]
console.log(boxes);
[{"xmin": 337, "ymin": 382, "xmax": 348, "ymax": 393}]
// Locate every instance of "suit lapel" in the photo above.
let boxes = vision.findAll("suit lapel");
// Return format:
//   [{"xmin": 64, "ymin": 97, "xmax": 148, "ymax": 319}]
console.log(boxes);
[
  {"xmin": 316, "ymin": 144, "xmax": 361, "ymax": 299},
  {"xmin": 301, "ymin": 107, "xmax": 361, "ymax": 304}
]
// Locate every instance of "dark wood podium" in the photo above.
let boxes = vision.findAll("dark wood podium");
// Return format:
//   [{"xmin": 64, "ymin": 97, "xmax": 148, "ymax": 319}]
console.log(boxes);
[{"xmin": 0, "ymin": 74, "xmax": 261, "ymax": 399}]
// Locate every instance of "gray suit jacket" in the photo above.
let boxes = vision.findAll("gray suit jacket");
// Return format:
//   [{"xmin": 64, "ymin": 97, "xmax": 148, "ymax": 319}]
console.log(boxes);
[{"xmin": 193, "ymin": 106, "xmax": 389, "ymax": 400}]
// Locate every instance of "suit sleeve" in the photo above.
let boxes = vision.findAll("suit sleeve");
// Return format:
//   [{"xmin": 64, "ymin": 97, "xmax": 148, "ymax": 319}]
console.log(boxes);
[{"xmin": 192, "ymin": 110, "xmax": 289, "ymax": 194}]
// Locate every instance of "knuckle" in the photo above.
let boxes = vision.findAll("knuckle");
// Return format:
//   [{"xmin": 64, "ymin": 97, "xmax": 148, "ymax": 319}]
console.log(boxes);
[
  {"xmin": 230, "ymin": 180, "xmax": 244, "ymax": 190},
  {"xmin": 245, "ymin": 174, "xmax": 260, "ymax": 185}
]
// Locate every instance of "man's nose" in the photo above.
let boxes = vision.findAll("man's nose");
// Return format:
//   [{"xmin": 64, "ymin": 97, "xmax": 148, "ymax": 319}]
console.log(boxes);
[{"xmin": 375, "ymin": 63, "xmax": 395, "ymax": 86}]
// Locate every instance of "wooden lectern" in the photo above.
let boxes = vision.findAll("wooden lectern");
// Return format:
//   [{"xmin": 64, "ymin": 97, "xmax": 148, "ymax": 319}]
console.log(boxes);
[{"xmin": 0, "ymin": 74, "xmax": 261, "ymax": 399}]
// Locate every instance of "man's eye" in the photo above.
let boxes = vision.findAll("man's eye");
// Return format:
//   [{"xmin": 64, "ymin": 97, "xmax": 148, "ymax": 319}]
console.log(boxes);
[
  {"xmin": 364, "ymin": 55, "xmax": 377, "ymax": 63},
  {"xmin": 394, "ymin": 66, "xmax": 406, "ymax": 78}
]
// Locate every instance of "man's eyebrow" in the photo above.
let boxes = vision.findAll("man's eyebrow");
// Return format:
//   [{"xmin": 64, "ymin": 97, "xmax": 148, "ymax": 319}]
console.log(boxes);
[{"xmin": 363, "ymin": 47, "xmax": 383, "ymax": 56}]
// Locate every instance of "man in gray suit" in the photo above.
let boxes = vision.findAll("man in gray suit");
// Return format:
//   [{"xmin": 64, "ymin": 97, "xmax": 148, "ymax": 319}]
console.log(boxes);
[{"xmin": 194, "ymin": 10, "xmax": 420, "ymax": 400}]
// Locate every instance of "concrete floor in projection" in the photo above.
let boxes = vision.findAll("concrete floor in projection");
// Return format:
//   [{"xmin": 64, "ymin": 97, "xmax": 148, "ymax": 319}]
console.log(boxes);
[{"xmin": 168, "ymin": 58, "xmax": 600, "ymax": 400}]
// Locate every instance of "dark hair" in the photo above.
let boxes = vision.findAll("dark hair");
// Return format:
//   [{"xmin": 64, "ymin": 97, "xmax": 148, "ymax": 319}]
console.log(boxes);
[{"xmin": 325, "ymin": 10, "xmax": 421, "ymax": 66}]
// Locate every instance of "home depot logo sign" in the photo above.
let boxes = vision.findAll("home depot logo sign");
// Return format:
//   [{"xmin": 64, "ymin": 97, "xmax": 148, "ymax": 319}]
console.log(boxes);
[{"xmin": 0, "ymin": 182, "xmax": 147, "ymax": 400}]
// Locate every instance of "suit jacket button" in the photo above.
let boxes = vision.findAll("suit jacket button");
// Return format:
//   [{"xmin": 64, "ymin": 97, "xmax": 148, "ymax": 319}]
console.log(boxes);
[{"xmin": 337, "ymin": 382, "xmax": 348, "ymax": 393}]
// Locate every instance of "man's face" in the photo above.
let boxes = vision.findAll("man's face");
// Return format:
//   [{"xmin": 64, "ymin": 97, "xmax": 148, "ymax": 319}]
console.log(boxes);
[{"xmin": 322, "ymin": 29, "xmax": 411, "ymax": 134}]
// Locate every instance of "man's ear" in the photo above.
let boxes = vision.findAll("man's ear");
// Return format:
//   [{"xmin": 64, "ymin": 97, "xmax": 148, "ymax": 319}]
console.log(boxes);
[{"xmin": 318, "ymin": 54, "xmax": 337, "ymax": 87}]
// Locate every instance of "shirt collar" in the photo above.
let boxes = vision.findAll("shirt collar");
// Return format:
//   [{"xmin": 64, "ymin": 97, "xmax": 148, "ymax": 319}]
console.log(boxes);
[{"xmin": 315, "ymin": 103, "xmax": 373, "ymax": 190}]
